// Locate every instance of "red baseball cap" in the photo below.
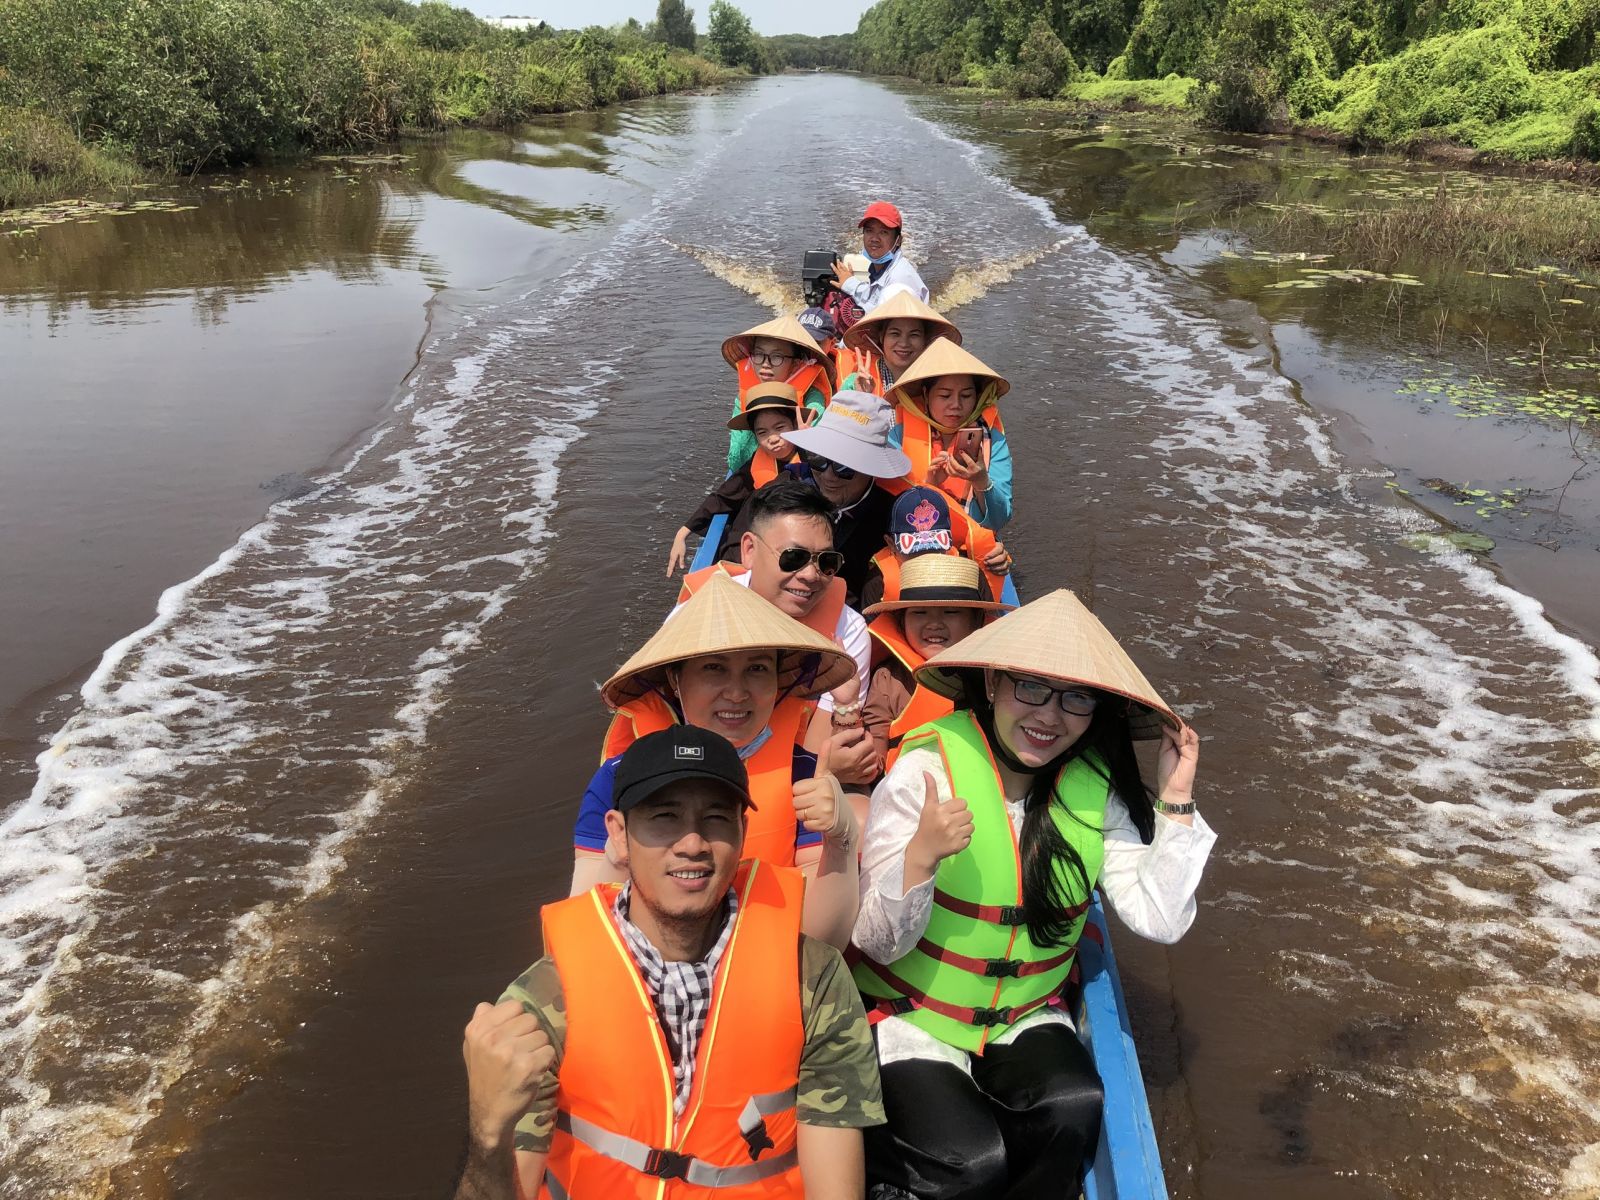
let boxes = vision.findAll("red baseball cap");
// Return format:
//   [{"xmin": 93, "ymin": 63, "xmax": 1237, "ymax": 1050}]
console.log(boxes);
[{"xmin": 858, "ymin": 201, "xmax": 903, "ymax": 230}]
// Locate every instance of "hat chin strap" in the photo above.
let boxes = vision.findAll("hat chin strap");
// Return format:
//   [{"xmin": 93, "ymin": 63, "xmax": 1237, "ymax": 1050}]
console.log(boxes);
[
  {"xmin": 924, "ymin": 382, "xmax": 1000, "ymax": 436},
  {"xmin": 973, "ymin": 696, "xmax": 1075, "ymax": 782}
]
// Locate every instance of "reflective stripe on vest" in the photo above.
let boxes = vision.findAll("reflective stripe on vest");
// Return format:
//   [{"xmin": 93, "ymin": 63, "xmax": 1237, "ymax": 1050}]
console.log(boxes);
[
  {"xmin": 542, "ymin": 861, "xmax": 806, "ymax": 1199},
  {"xmin": 602, "ymin": 695, "xmax": 813, "ymax": 868},
  {"xmin": 850, "ymin": 710, "xmax": 1109, "ymax": 1053},
  {"xmin": 865, "ymin": 614, "xmax": 953, "ymax": 771}
]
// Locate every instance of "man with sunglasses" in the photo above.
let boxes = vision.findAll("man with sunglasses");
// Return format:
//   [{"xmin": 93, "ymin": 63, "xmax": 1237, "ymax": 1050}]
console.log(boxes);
[
  {"xmin": 774, "ymin": 389, "xmax": 912, "ymax": 612},
  {"xmin": 675, "ymin": 483, "xmax": 875, "ymax": 766}
]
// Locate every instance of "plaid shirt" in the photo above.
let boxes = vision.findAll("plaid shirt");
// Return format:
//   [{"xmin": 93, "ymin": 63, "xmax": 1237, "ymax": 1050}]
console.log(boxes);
[{"xmin": 612, "ymin": 881, "xmax": 738, "ymax": 1114}]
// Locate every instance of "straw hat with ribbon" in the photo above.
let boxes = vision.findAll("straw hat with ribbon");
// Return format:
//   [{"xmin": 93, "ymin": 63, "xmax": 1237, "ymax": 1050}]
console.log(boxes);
[
  {"xmin": 601, "ymin": 572, "xmax": 856, "ymax": 709},
  {"xmin": 842, "ymin": 288, "xmax": 962, "ymax": 353},
  {"xmin": 726, "ymin": 381, "xmax": 812, "ymax": 432},
  {"xmin": 863, "ymin": 554, "xmax": 1013, "ymax": 617},
  {"xmin": 914, "ymin": 588, "xmax": 1179, "ymax": 739},
  {"xmin": 721, "ymin": 315, "xmax": 838, "ymax": 389},
  {"xmin": 886, "ymin": 337, "xmax": 1010, "ymax": 432}
]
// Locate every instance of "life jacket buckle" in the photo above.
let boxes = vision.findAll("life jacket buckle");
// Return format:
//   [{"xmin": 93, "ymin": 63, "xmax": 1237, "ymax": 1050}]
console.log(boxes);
[
  {"xmin": 643, "ymin": 1148, "xmax": 693, "ymax": 1180},
  {"xmin": 997, "ymin": 905, "xmax": 1027, "ymax": 926},
  {"xmin": 984, "ymin": 958, "xmax": 1022, "ymax": 978},
  {"xmin": 970, "ymin": 1006, "xmax": 1010, "ymax": 1026}
]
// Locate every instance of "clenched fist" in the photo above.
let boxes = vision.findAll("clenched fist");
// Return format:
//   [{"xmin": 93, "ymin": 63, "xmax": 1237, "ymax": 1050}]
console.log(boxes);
[{"xmin": 462, "ymin": 998, "xmax": 555, "ymax": 1151}]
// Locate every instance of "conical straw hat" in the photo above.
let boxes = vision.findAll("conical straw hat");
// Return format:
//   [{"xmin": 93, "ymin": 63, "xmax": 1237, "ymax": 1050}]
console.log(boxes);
[
  {"xmin": 862, "ymin": 553, "xmax": 1013, "ymax": 616},
  {"xmin": 887, "ymin": 338, "xmax": 1011, "ymax": 422},
  {"xmin": 602, "ymin": 572, "xmax": 856, "ymax": 708},
  {"xmin": 842, "ymin": 288, "xmax": 962, "ymax": 352},
  {"xmin": 721, "ymin": 315, "xmax": 838, "ymax": 388},
  {"xmin": 914, "ymin": 589, "xmax": 1178, "ymax": 739}
]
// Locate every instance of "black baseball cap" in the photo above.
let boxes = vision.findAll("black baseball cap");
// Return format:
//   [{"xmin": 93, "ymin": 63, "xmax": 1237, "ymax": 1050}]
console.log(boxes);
[{"xmin": 612, "ymin": 726, "xmax": 756, "ymax": 813}]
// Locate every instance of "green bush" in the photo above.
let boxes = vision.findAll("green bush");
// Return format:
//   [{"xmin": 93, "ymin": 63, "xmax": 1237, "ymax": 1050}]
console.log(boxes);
[
  {"xmin": 0, "ymin": 105, "xmax": 144, "ymax": 207},
  {"xmin": 1010, "ymin": 16, "xmax": 1078, "ymax": 98},
  {"xmin": 1570, "ymin": 97, "xmax": 1600, "ymax": 158},
  {"xmin": 1198, "ymin": 0, "xmax": 1332, "ymax": 130}
]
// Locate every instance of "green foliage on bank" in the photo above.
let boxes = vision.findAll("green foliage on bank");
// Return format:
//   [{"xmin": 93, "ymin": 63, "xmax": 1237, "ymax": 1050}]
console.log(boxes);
[
  {"xmin": 0, "ymin": 0, "xmax": 722, "ymax": 203},
  {"xmin": 851, "ymin": 0, "xmax": 1600, "ymax": 160}
]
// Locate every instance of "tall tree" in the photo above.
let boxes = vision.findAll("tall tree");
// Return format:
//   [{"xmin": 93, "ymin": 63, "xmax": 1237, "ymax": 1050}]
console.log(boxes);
[
  {"xmin": 655, "ymin": 0, "xmax": 697, "ymax": 50},
  {"xmin": 706, "ymin": 0, "xmax": 759, "ymax": 69}
]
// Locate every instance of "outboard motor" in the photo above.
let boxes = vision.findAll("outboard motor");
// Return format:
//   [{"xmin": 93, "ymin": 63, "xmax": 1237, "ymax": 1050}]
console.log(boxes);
[{"xmin": 801, "ymin": 249, "xmax": 840, "ymax": 308}]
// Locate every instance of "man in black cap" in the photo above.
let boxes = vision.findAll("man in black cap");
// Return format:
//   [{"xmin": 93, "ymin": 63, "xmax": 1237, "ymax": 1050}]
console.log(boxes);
[{"xmin": 454, "ymin": 727, "xmax": 884, "ymax": 1200}]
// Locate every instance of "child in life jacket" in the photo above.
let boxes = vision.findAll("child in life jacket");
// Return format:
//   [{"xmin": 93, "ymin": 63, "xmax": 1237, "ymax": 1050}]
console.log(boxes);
[
  {"xmin": 859, "ymin": 485, "xmax": 1012, "ymax": 612},
  {"xmin": 666, "ymin": 382, "xmax": 808, "ymax": 575},
  {"xmin": 722, "ymin": 314, "xmax": 835, "ymax": 471},
  {"xmin": 861, "ymin": 553, "xmax": 1011, "ymax": 774},
  {"xmin": 886, "ymin": 337, "xmax": 1013, "ymax": 532}
]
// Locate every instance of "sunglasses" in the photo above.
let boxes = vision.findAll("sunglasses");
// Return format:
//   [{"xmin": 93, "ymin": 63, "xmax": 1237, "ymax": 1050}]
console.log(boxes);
[
  {"xmin": 803, "ymin": 453, "xmax": 858, "ymax": 481},
  {"xmin": 1003, "ymin": 672, "xmax": 1100, "ymax": 717},
  {"xmin": 755, "ymin": 533, "xmax": 845, "ymax": 577}
]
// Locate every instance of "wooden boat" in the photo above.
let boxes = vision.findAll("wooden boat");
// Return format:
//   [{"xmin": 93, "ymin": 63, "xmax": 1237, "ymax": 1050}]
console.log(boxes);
[{"xmin": 689, "ymin": 511, "xmax": 1171, "ymax": 1199}]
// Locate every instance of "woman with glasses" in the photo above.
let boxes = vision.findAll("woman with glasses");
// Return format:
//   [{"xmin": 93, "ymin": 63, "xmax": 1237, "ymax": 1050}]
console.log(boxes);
[
  {"xmin": 572, "ymin": 572, "xmax": 865, "ymax": 948},
  {"xmin": 851, "ymin": 589, "xmax": 1215, "ymax": 1200},
  {"xmin": 721, "ymin": 314, "xmax": 836, "ymax": 472}
]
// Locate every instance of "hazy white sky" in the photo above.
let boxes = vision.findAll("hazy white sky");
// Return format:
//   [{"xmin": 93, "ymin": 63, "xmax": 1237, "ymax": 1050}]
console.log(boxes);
[{"xmin": 462, "ymin": 0, "xmax": 871, "ymax": 38}]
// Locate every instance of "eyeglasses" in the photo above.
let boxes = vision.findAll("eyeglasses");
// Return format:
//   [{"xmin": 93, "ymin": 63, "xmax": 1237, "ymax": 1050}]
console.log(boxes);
[
  {"xmin": 1004, "ymin": 672, "xmax": 1100, "ymax": 717},
  {"xmin": 749, "ymin": 349, "xmax": 796, "ymax": 367},
  {"xmin": 754, "ymin": 533, "xmax": 844, "ymax": 577},
  {"xmin": 803, "ymin": 453, "xmax": 858, "ymax": 481}
]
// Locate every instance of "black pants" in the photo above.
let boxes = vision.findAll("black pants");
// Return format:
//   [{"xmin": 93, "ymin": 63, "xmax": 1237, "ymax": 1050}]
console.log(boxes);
[{"xmin": 865, "ymin": 1022, "xmax": 1104, "ymax": 1200}]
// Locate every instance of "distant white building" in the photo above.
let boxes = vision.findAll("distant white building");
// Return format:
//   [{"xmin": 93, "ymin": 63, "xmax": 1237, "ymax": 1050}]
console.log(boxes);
[{"xmin": 486, "ymin": 15, "xmax": 544, "ymax": 29}]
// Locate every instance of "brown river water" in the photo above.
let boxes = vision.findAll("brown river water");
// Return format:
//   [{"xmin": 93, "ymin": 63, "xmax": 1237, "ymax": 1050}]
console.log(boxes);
[{"xmin": 2, "ymin": 75, "xmax": 1597, "ymax": 1199}]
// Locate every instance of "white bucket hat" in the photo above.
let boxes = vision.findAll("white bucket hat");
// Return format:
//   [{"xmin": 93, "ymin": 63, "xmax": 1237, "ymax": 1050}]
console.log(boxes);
[{"xmin": 780, "ymin": 389, "xmax": 912, "ymax": 481}]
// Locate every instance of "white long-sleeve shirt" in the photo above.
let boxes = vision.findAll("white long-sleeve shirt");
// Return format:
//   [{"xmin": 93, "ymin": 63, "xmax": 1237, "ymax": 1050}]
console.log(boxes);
[
  {"xmin": 840, "ymin": 255, "xmax": 929, "ymax": 312},
  {"xmin": 855, "ymin": 743, "xmax": 1216, "ymax": 1070}
]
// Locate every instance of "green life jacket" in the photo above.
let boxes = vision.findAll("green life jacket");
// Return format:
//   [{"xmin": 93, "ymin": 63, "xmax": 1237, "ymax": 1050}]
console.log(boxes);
[{"xmin": 852, "ymin": 709, "xmax": 1109, "ymax": 1053}]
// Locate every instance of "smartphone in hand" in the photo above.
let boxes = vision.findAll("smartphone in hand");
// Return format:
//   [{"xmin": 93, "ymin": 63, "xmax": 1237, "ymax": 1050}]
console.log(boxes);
[{"xmin": 950, "ymin": 426, "xmax": 987, "ymax": 464}]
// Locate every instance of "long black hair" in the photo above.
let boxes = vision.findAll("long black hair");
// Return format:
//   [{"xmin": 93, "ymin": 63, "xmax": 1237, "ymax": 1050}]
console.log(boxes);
[{"xmin": 960, "ymin": 669, "xmax": 1156, "ymax": 949}]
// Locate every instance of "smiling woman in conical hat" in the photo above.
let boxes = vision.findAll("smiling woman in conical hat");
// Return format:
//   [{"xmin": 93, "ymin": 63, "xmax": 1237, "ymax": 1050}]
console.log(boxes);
[
  {"xmin": 571, "ymin": 574, "xmax": 863, "ymax": 945},
  {"xmin": 852, "ymin": 587, "xmax": 1215, "ymax": 1199},
  {"xmin": 837, "ymin": 288, "xmax": 962, "ymax": 396},
  {"xmin": 884, "ymin": 337, "xmax": 1015, "ymax": 534},
  {"xmin": 721, "ymin": 314, "xmax": 836, "ymax": 474}
]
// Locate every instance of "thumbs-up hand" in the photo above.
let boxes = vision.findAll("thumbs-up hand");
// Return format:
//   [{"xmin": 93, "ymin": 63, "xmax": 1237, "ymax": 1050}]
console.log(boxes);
[
  {"xmin": 793, "ymin": 734, "xmax": 853, "ymax": 843},
  {"xmin": 462, "ymin": 998, "xmax": 555, "ymax": 1151},
  {"xmin": 906, "ymin": 771, "xmax": 973, "ymax": 881}
]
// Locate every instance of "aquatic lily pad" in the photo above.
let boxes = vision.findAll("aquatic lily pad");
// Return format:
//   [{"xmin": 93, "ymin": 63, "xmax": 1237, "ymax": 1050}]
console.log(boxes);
[{"xmin": 1445, "ymin": 531, "xmax": 1495, "ymax": 553}]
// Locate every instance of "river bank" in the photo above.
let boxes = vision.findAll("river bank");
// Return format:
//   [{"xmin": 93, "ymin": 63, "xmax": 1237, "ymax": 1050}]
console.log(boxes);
[{"xmin": 0, "ymin": 0, "xmax": 723, "ymax": 211}]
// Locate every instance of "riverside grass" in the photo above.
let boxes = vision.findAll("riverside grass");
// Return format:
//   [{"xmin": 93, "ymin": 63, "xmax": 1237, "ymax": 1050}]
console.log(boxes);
[{"xmin": 0, "ymin": 0, "xmax": 721, "ymax": 208}]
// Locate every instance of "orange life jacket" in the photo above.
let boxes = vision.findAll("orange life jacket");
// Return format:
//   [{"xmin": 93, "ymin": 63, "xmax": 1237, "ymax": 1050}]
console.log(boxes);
[
  {"xmin": 836, "ymin": 345, "xmax": 883, "ymax": 395},
  {"xmin": 601, "ymin": 694, "xmax": 815, "ymax": 867},
  {"xmin": 677, "ymin": 564, "xmax": 848, "ymax": 650},
  {"xmin": 540, "ymin": 860, "xmax": 806, "ymax": 1199},
  {"xmin": 866, "ymin": 615, "xmax": 954, "ymax": 771},
  {"xmin": 749, "ymin": 450, "xmax": 782, "ymax": 488},
  {"xmin": 736, "ymin": 359, "xmax": 832, "ymax": 409},
  {"xmin": 898, "ymin": 410, "xmax": 1003, "ymax": 504}
]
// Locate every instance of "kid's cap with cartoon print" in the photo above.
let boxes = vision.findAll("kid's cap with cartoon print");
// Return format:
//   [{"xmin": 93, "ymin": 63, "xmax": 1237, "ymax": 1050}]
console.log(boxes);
[
  {"xmin": 612, "ymin": 726, "xmax": 755, "ymax": 813},
  {"xmin": 888, "ymin": 486, "xmax": 953, "ymax": 556}
]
